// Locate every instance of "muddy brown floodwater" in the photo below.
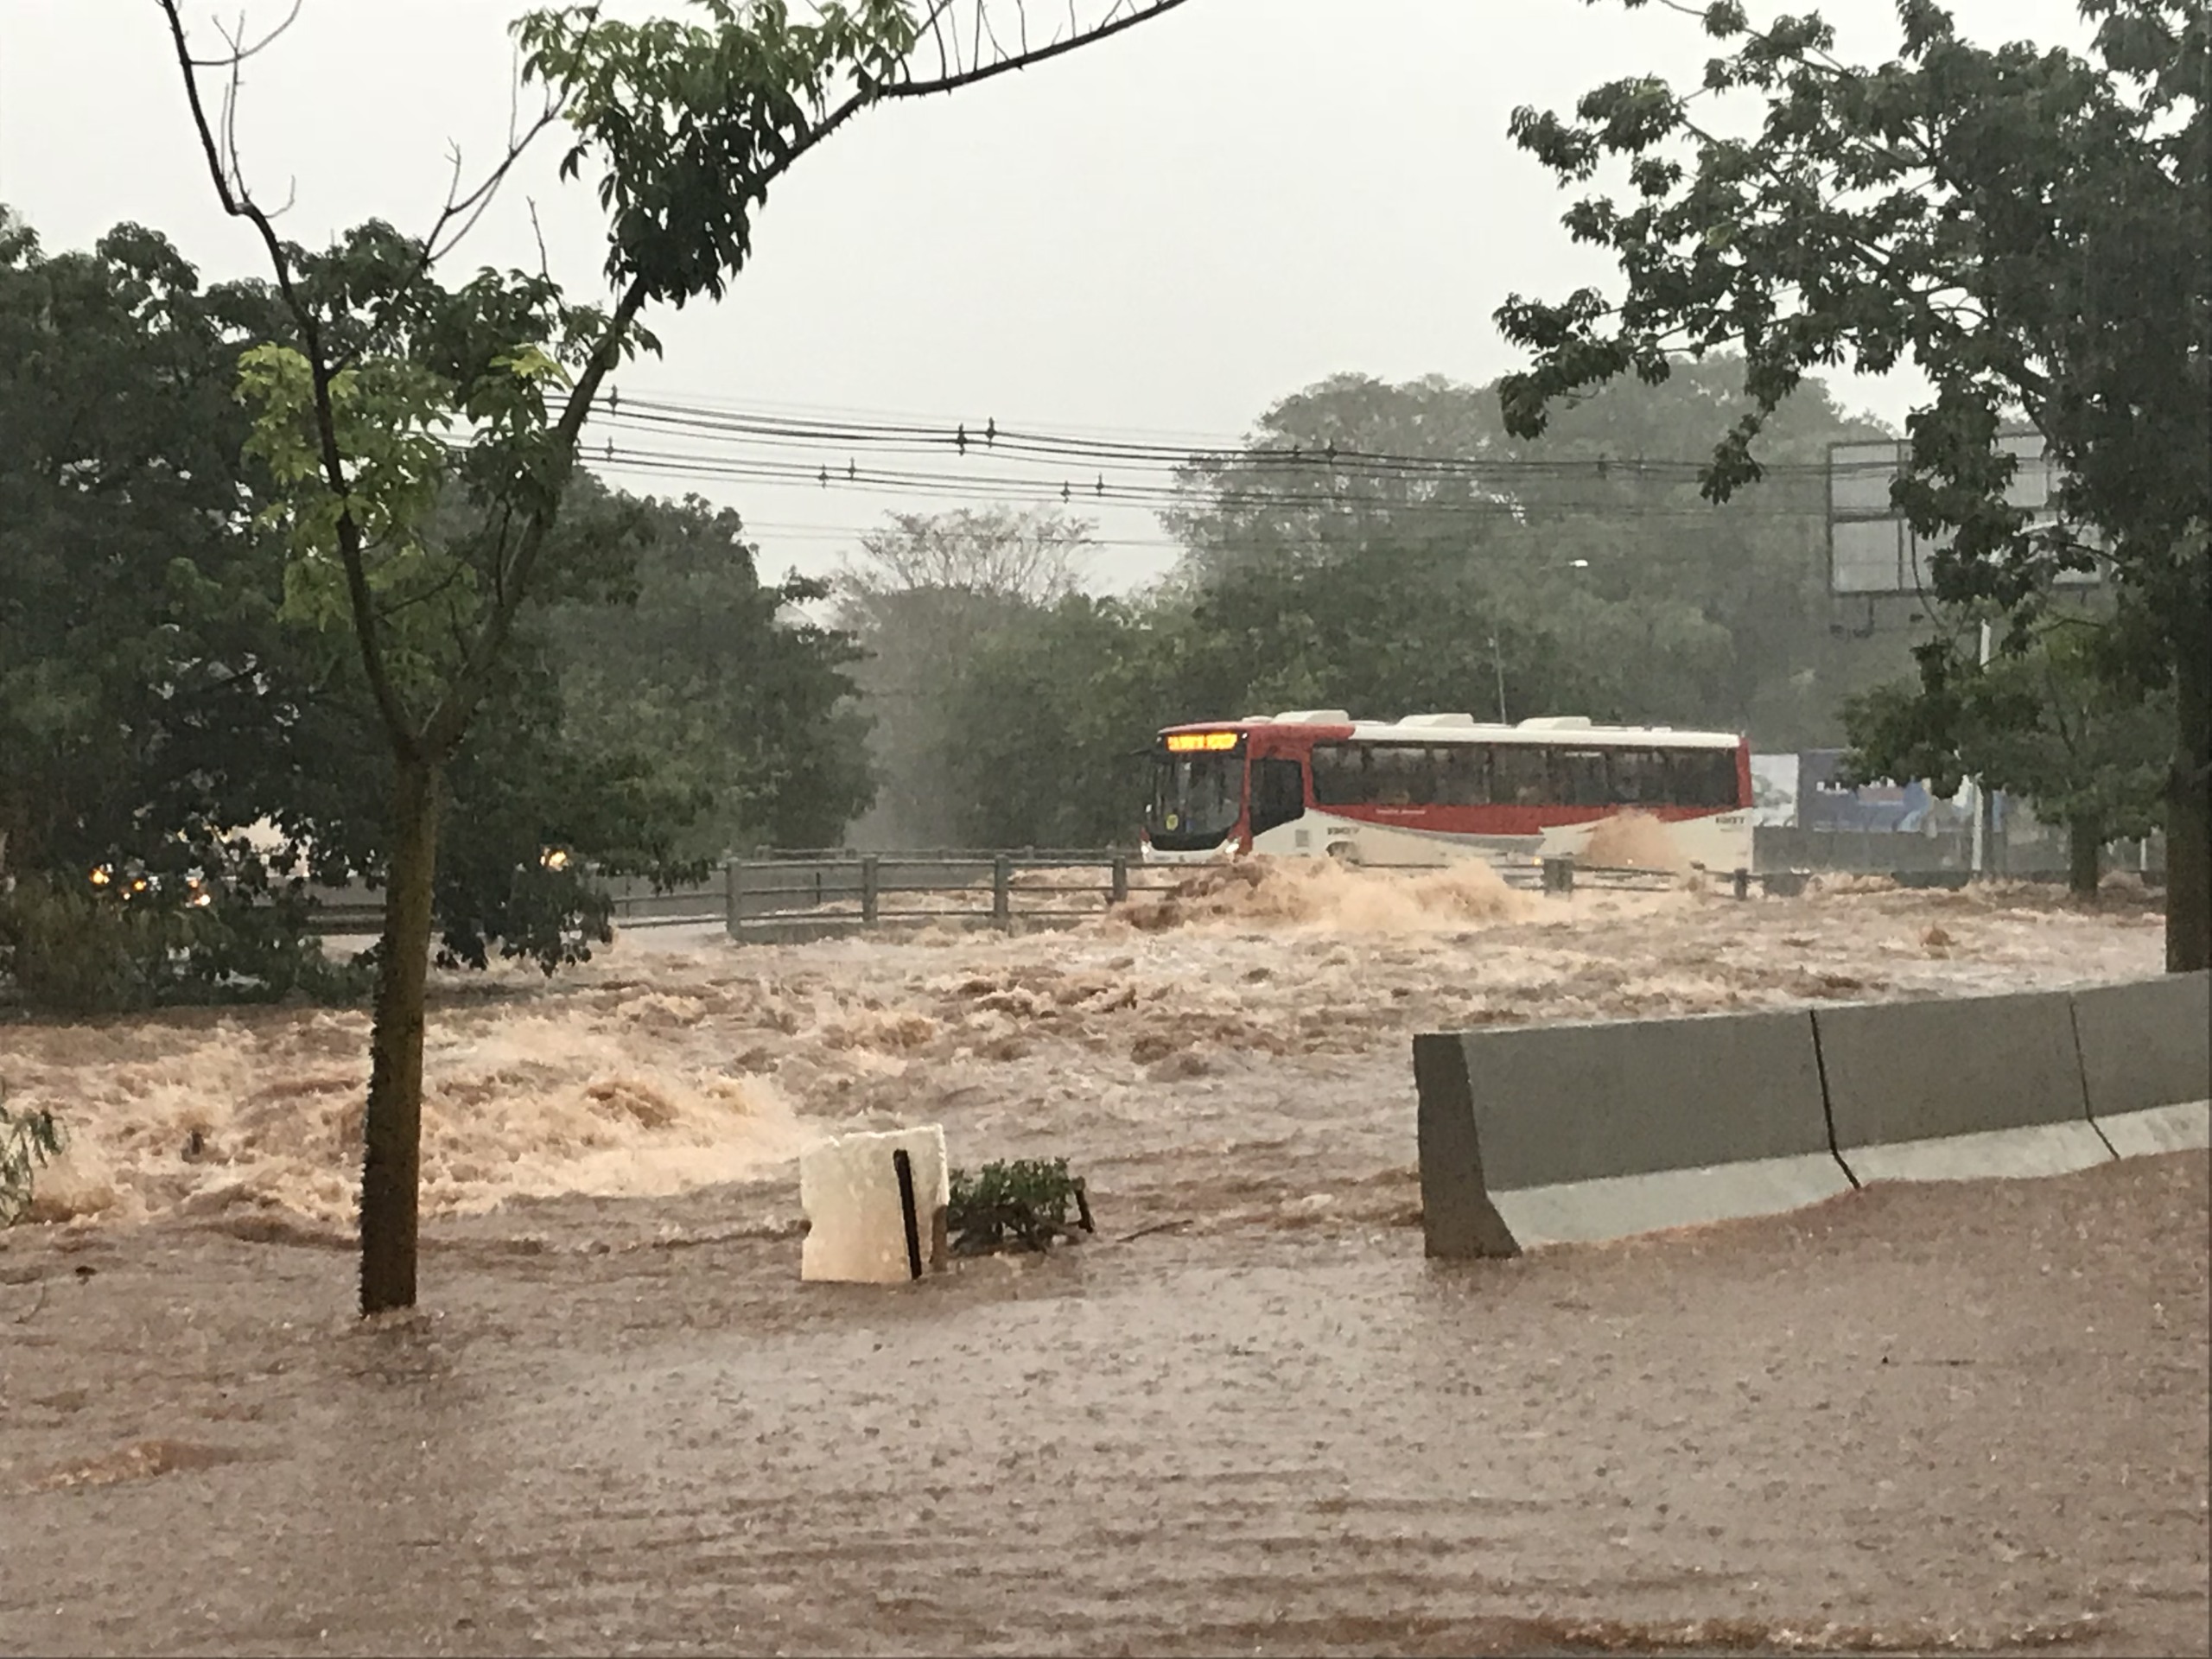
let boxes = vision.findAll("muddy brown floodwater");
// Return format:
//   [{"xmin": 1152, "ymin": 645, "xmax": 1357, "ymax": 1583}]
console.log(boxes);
[{"xmin": 1, "ymin": 869, "xmax": 2206, "ymax": 1656}]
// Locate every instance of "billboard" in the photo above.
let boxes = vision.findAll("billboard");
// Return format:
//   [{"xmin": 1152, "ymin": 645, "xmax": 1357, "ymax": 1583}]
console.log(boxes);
[
  {"xmin": 1750, "ymin": 753, "xmax": 1800, "ymax": 827},
  {"xmin": 1797, "ymin": 750, "xmax": 1983, "ymax": 834},
  {"xmin": 1826, "ymin": 433, "xmax": 2101, "ymax": 597}
]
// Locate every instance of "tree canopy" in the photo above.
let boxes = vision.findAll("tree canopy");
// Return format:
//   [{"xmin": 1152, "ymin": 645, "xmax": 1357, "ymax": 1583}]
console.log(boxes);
[
  {"xmin": 1, "ymin": 215, "xmax": 291, "ymax": 890},
  {"xmin": 0, "ymin": 213, "xmax": 868, "ymax": 1009},
  {"xmin": 836, "ymin": 505, "xmax": 1098, "ymax": 847},
  {"xmin": 1845, "ymin": 623, "xmax": 2171, "ymax": 893},
  {"xmin": 1494, "ymin": 0, "xmax": 2209, "ymax": 967},
  {"xmin": 544, "ymin": 490, "xmax": 873, "ymax": 857}
]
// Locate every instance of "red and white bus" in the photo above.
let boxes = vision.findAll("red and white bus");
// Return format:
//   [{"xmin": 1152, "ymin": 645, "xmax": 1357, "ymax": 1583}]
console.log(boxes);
[{"xmin": 1141, "ymin": 709, "xmax": 1754, "ymax": 874}]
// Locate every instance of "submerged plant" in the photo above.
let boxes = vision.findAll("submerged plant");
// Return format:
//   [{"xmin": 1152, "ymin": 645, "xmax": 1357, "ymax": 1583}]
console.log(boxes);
[
  {"xmin": 945, "ymin": 1157, "xmax": 1095, "ymax": 1255},
  {"xmin": 1, "ymin": 1093, "xmax": 66, "ymax": 1226}
]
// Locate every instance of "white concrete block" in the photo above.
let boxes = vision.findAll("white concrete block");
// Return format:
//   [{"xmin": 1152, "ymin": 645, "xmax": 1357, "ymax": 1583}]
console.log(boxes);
[{"xmin": 799, "ymin": 1125, "xmax": 950, "ymax": 1284}]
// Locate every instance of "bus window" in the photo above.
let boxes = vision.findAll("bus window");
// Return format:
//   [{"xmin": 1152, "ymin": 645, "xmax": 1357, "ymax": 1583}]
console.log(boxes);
[
  {"xmin": 1554, "ymin": 749, "xmax": 1610, "ymax": 807},
  {"xmin": 1251, "ymin": 757, "xmax": 1306, "ymax": 836},
  {"xmin": 1491, "ymin": 745, "xmax": 1548, "ymax": 805},
  {"xmin": 1434, "ymin": 745, "xmax": 1490, "ymax": 806},
  {"xmin": 1608, "ymin": 748, "xmax": 1669, "ymax": 806},
  {"xmin": 1667, "ymin": 748, "xmax": 1741, "ymax": 808},
  {"xmin": 1368, "ymin": 745, "xmax": 1432, "ymax": 806},
  {"xmin": 1311, "ymin": 743, "xmax": 1367, "ymax": 805},
  {"xmin": 1147, "ymin": 749, "xmax": 1244, "ymax": 849}
]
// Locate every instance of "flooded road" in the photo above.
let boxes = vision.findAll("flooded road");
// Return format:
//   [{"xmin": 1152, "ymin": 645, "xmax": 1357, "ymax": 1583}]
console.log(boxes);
[
  {"xmin": 2, "ymin": 873, "xmax": 2173, "ymax": 1238},
  {"xmin": 1, "ymin": 873, "xmax": 2204, "ymax": 1654},
  {"xmin": 3, "ymin": 1154, "xmax": 2205, "ymax": 1656}
]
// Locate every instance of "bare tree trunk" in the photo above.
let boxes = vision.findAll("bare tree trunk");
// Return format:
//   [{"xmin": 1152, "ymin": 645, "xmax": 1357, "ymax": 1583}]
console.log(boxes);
[
  {"xmin": 359, "ymin": 756, "xmax": 442, "ymax": 1315},
  {"xmin": 2066, "ymin": 812, "xmax": 2103, "ymax": 900},
  {"xmin": 2170, "ymin": 627, "xmax": 2211, "ymax": 973}
]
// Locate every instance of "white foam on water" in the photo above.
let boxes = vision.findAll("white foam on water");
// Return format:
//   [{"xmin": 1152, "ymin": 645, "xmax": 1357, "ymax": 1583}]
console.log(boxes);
[
  {"xmin": 2, "ymin": 878, "xmax": 2165, "ymax": 1230},
  {"xmin": 6, "ymin": 1005, "xmax": 804, "ymax": 1226}
]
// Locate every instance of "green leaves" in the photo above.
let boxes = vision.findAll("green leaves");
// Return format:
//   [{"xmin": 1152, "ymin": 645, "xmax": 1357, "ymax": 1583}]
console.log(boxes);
[
  {"xmin": 0, "ymin": 1096, "xmax": 66, "ymax": 1227},
  {"xmin": 238, "ymin": 345, "xmax": 450, "ymax": 594},
  {"xmin": 543, "ymin": 489, "xmax": 872, "ymax": 861},
  {"xmin": 946, "ymin": 1158, "xmax": 1093, "ymax": 1255},
  {"xmin": 1497, "ymin": 0, "xmax": 2207, "ymax": 588},
  {"xmin": 237, "ymin": 340, "xmax": 478, "ymax": 724},
  {"xmin": 0, "ymin": 216, "xmax": 307, "ymax": 894},
  {"xmin": 1844, "ymin": 622, "xmax": 2171, "ymax": 844},
  {"xmin": 3, "ymin": 211, "xmax": 770, "ymax": 997},
  {"xmin": 228, "ymin": 236, "xmax": 658, "ymax": 741},
  {"xmin": 516, "ymin": 0, "xmax": 921, "ymax": 304}
]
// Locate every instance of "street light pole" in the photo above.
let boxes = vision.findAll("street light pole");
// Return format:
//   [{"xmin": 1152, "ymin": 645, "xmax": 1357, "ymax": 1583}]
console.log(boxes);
[{"xmin": 1488, "ymin": 635, "xmax": 1508, "ymax": 723}]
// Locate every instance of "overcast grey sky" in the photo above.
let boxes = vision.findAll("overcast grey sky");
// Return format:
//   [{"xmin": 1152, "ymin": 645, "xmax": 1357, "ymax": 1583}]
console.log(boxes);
[{"xmin": 3, "ymin": 0, "xmax": 2089, "ymax": 589}]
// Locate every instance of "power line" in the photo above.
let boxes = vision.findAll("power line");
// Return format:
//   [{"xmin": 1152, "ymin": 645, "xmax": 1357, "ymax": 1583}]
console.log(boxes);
[
  {"xmin": 588, "ymin": 382, "xmax": 1245, "ymax": 449},
  {"xmin": 583, "ymin": 393, "xmax": 1868, "ymax": 483},
  {"xmin": 480, "ymin": 386, "xmax": 1878, "ymax": 580},
  {"xmin": 585, "ymin": 442, "xmax": 1837, "ymax": 519},
  {"xmin": 558, "ymin": 392, "xmax": 1872, "ymax": 555}
]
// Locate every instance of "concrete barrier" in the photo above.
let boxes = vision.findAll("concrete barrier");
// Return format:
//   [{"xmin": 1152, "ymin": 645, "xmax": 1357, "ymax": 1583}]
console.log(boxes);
[
  {"xmin": 1813, "ymin": 988, "xmax": 2113, "ymax": 1184},
  {"xmin": 1414, "ymin": 1010, "xmax": 1850, "ymax": 1257},
  {"xmin": 2072, "ymin": 970, "xmax": 2211, "ymax": 1159},
  {"xmin": 1415, "ymin": 974, "xmax": 2207, "ymax": 1260}
]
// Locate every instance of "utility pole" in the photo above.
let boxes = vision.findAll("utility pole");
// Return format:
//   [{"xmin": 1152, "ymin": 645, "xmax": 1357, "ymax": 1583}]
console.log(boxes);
[{"xmin": 1969, "ymin": 618, "xmax": 1994, "ymax": 877}]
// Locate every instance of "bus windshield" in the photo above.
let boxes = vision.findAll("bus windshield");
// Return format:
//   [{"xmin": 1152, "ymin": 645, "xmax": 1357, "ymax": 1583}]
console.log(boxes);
[{"xmin": 1147, "ymin": 749, "xmax": 1243, "ymax": 850}]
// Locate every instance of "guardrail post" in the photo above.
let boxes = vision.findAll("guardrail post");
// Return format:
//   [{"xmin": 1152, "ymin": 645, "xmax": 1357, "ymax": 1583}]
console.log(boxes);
[
  {"xmin": 1732, "ymin": 867, "xmax": 1751, "ymax": 900},
  {"xmin": 1541, "ymin": 855, "xmax": 1573, "ymax": 895},
  {"xmin": 724, "ymin": 859, "xmax": 739, "ymax": 934},
  {"xmin": 1109, "ymin": 854, "xmax": 1129, "ymax": 905},
  {"xmin": 861, "ymin": 855, "xmax": 880, "ymax": 927},
  {"xmin": 993, "ymin": 853, "xmax": 1012, "ymax": 931}
]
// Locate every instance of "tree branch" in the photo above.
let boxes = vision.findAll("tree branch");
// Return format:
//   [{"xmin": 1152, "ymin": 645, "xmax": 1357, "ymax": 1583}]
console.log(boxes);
[
  {"xmin": 888, "ymin": 0, "xmax": 1186, "ymax": 100},
  {"xmin": 423, "ymin": 275, "xmax": 652, "ymax": 755},
  {"xmin": 741, "ymin": 0, "xmax": 1190, "ymax": 260},
  {"xmin": 156, "ymin": 0, "xmax": 423, "ymax": 757},
  {"xmin": 327, "ymin": 54, "xmax": 567, "ymax": 375}
]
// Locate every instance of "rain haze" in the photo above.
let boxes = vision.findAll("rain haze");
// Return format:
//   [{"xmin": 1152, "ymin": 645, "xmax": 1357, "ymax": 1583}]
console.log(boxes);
[{"xmin": 3, "ymin": 4, "xmax": 2205, "ymax": 1656}]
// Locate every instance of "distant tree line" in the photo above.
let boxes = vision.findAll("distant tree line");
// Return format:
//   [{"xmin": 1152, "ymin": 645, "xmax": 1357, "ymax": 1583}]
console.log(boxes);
[{"xmin": 836, "ymin": 360, "xmax": 1934, "ymax": 849}]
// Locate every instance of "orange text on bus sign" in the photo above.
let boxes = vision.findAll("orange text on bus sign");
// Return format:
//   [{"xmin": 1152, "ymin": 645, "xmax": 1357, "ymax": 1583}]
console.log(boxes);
[{"xmin": 1164, "ymin": 731, "xmax": 1240, "ymax": 753}]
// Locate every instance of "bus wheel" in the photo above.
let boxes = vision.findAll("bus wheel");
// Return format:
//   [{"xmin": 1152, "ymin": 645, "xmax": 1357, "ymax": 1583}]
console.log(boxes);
[{"xmin": 1326, "ymin": 841, "xmax": 1357, "ymax": 865}]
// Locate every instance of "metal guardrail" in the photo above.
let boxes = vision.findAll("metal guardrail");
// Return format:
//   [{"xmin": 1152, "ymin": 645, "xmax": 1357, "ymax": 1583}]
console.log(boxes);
[
  {"xmin": 726, "ymin": 850, "xmax": 1734, "ymax": 939},
  {"xmin": 300, "ymin": 832, "xmax": 2164, "ymax": 939},
  {"xmin": 304, "ymin": 854, "xmax": 1775, "ymax": 938},
  {"xmin": 300, "ymin": 856, "xmax": 1153, "ymax": 938},
  {"xmin": 303, "ymin": 904, "xmax": 385, "ymax": 934},
  {"xmin": 731, "ymin": 845, "xmax": 1134, "ymax": 863},
  {"xmin": 723, "ymin": 852, "xmax": 1177, "ymax": 939},
  {"xmin": 302, "ymin": 888, "xmax": 734, "ymax": 935}
]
